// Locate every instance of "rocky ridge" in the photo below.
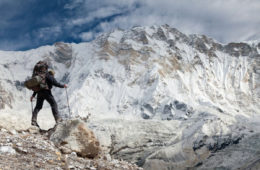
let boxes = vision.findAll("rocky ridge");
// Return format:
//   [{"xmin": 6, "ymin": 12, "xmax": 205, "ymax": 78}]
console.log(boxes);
[{"xmin": 0, "ymin": 120, "xmax": 142, "ymax": 170}]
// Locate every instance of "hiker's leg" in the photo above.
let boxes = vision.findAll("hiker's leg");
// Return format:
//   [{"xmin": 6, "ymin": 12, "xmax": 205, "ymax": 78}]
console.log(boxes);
[
  {"xmin": 32, "ymin": 95, "xmax": 44, "ymax": 126},
  {"xmin": 46, "ymin": 94, "xmax": 61, "ymax": 123}
]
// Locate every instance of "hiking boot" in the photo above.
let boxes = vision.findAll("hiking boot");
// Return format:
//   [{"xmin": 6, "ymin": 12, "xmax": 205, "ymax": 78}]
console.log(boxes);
[
  {"xmin": 54, "ymin": 114, "xmax": 62, "ymax": 124},
  {"xmin": 31, "ymin": 121, "xmax": 39, "ymax": 128},
  {"xmin": 55, "ymin": 117, "xmax": 62, "ymax": 124}
]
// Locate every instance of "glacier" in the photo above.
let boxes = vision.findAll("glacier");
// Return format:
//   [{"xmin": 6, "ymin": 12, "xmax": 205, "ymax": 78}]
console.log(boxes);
[{"xmin": 0, "ymin": 25, "xmax": 259, "ymax": 169}]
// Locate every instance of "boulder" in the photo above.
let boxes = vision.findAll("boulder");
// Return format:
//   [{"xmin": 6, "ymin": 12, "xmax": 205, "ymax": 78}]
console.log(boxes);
[{"xmin": 49, "ymin": 119, "xmax": 100, "ymax": 158}]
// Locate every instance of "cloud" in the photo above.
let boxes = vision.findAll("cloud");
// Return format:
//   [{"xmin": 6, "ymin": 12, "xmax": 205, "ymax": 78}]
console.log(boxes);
[
  {"xmin": 63, "ymin": 0, "xmax": 260, "ymax": 43},
  {"xmin": 64, "ymin": 0, "xmax": 84, "ymax": 10},
  {"xmin": 35, "ymin": 26, "xmax": 62, "ymax": 41},
  {"xmin": 79, "ymin": 32, "xmax": 95, "ymax": 41},
  {"xmin": 1, "ymin": 0, "xmax": 260, "ymax": 50},
  {"xmin": 0, "ymin": 38, "xmax": 32, "ymax": 51}
]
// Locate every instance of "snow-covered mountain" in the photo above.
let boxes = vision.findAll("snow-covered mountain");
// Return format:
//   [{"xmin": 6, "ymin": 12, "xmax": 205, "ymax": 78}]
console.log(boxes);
[{"xmin": 0, "ymin": 25, "xmax": 259, "ymax": 169}]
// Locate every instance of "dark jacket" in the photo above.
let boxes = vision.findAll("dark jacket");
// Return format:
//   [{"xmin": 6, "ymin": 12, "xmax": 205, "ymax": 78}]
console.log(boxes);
[{"xmin": 32, "ymin": 73, "xmax": 64, "ymax": 97}]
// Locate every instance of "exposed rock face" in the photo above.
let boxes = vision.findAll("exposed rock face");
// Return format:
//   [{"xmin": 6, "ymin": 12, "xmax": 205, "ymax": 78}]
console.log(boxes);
[
  {"xmin": 50, "ymin": 119, "xmax": 100, "ymax": 158},
  {"xmin": 224, "ymin": 42, "xmax": 255, "ymax": 57},
  {"xmin": 51, "ymin": 42, "xmax": 73, "ymax": 67},
  {"xmin": 197, "ymin": 133, "xmax": 260, "ymax": 170},
  {"xmin": 0, "ymin": 83, "xmax": 13, "ymax": 109},
  {"xmin": 90, "ymin": 118, "xmax": 260, "ymax": 170}
]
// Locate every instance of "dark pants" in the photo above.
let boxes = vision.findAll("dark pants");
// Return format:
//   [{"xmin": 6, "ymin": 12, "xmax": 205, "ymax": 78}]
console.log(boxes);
[{"xmin": 32, "ymin": 90, "xmax": 60, "ymax": 123}]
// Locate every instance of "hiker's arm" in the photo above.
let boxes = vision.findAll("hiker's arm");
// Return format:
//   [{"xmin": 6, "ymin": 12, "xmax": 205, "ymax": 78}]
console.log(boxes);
[
  {"xmin": 32, "ymin": 92, "xmax": 37, "ymax": 97},
  {"xmin": 30, "ymin": 92, "xmax": 37, "ymax": 102},
  {"xmin": 49, "ymin": 76, "xmax": 65, "ymax": 88}
]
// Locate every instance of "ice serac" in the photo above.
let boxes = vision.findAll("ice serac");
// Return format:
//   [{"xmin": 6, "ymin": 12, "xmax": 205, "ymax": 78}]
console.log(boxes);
[{"xmin": 0, "ymin": 25, "xmax": 259, "ymax": 169}]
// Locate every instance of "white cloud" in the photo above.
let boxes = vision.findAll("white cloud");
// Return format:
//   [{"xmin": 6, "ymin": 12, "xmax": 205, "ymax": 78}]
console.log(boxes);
[
  {"xmin": 69, "ymin": 6, "xmax": 123, "ymax": 26},
  {"xmin": 65, "ymin": 0, "xmax": 260, "ymax": 43},
  {"xmin": 32, "ymin": 26, "xmax": 62, "ymax": 42},
  {"xmin": 0, "ymin": 39, "xmax": 31, "ymax": 51},
  {"xmin": 79, "ymin": 32, "xmax": 94, "ymax": 41},
  {"xmin": 64, "ymin": 0, "xmax": 84, "ymax": 10},
  {"xmin": 1, "ymin": 0, "xmax": 260, "ymax": 50}
]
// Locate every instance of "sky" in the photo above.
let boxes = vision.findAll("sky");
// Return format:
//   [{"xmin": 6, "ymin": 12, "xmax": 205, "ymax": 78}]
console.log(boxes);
[{"xmin": 0, "ymin": 0, "xmax": 260, "ymax": 51}]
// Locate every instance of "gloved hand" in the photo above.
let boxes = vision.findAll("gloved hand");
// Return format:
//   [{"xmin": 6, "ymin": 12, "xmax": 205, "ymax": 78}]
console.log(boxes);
[{"xmin": 30, "ymin": 96, "xmax": 34, "ymax": 102}]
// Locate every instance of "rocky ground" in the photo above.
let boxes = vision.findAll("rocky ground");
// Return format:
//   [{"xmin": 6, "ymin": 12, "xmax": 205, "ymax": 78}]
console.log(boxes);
[{"xmin": 0, "ymin": 122, "xmax": 142, "ymax": 170}]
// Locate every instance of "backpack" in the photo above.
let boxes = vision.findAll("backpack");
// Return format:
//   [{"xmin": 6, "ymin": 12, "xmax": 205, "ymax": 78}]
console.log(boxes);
[{"xmin": 24, "ymin": 61, "xmax": 49, "ymax": 92}]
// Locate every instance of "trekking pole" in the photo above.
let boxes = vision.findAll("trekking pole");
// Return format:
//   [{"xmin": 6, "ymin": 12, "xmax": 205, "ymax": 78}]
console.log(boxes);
[
  {"xmin": 65, "ymin": 88, "xmax": 72, "ymax": 117},
  {"xmin": 31, "ymin": 100, "xmax": 34, "ymax": 114}
]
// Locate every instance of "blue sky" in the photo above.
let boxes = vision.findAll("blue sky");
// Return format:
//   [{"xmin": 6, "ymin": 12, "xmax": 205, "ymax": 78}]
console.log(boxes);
[{"xmin": 0, "ymin": 0, "xmax": 260, "ymax": 51}]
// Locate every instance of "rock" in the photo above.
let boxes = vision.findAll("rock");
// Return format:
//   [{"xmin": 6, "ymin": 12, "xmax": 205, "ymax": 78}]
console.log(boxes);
[
  {"xmin": 14, "ymin": 146, "xmax": 28, "ymax": 154},
  {"xmin": 28, "ymin": 126, "xmax": 40, "ymax": 134},
  {"xmin": 9, "ymin": 129, "xmax": 17, "ymax": 135},
  {"xmin": 0, "ymin": 146, "xmax": 16, "ymax": 154},
  {"xmin": 16, "ymin": 143, "xmax": 22, "ymax": 147},
  {"xmin": 0, "ymin": 123, "xmax": 140, "ymax": 170},
  {"xmin": 103, "ymin": 154, "xmax": 112, "ymax": 161},
  {"xmin": 50, "ymin": 119, "xmax": 101, "ymax": 158},
  {"xmin": 70, "ymin": 152, "xmax": 77, "ymax": 157},
  {"xmin": 1, "ymin": 128, "xmax": 8, "ymax": 133}
]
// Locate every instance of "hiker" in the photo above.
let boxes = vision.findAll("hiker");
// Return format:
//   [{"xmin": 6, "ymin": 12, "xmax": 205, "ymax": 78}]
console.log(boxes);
[{"xmin": 30, "ymin": 70, "xmax": 67, "ymax": 127}]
